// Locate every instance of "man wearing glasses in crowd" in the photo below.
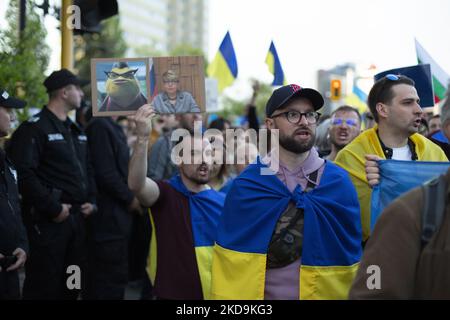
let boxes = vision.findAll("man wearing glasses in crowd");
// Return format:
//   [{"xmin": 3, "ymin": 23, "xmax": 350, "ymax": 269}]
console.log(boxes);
[
  {"xmin": 325, "ymin": 105, "xmax": 361, "ymax": 161},
  {"xmin": 99, "ymin": 62, "xmax": 148, "ymax": 112},
  {"xmin": 211, "ymin": 84, "xmax": 362, "ymax": 300},
  {"xmin": 335, "ymin": 74, "xmax": 448, "ymax": 244}
]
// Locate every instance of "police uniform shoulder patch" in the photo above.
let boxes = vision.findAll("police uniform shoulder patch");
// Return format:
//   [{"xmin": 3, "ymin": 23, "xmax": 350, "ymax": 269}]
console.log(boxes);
[
  {"xmin": 47, "ymin": 133, "xmax": 65, "ymax": 141},
  {"xmin": 27, "ymin": 115, "xmax": 40, "ymax": 123},
  {"xmin": 8, "ymin": 166, "xmax": 18, "ymax": 183}
]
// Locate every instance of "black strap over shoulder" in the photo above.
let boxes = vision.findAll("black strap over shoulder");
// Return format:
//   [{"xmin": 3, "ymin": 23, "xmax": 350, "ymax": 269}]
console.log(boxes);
[
  {"xmin": 421, "ymin": 174, "xmax": 447, "ymax": 248},
  {"xmin": 305, "ymin": 169, "xmax": 319, "ymax": 192},
  {"xmin": 266, "ymin": 168, "xmax": 320, "ymax": 269}
]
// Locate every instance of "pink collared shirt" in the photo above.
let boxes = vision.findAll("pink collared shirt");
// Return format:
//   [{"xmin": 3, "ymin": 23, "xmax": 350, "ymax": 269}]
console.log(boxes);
[{"xmin": 264, "ymin": 147, "xmax": 325, "ymax": 300}]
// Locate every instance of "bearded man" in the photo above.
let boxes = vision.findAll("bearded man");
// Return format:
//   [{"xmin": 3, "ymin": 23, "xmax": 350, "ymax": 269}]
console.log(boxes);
[
  {"xmin": 211, "ymin": 84, "xmax": 362, "ymax": 300},
  {"xmin": 128, "ymin": 105, "xmax": 224, "ymax": 300}
]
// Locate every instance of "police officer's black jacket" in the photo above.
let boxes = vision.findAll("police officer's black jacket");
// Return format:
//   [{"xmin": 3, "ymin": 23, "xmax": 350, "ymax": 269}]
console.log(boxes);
[
  {"xmin": 85, "ymin": 117, "xmax": 134, "ymax": 240},
  {"xmin": 0, "ymin": 148, "xmax": 28, "ymax": 255},
  {"xmin": 7, "ymin": 106, "xmax": 96, "ymax": 222}
]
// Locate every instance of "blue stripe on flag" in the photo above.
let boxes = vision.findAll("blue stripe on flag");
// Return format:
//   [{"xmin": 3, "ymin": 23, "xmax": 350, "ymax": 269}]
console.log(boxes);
[
  {"xmin": 268, "ymin": 41, "xmax": 285, "ymax": 86},
  {"xmin": 219, "ymin": 31, "xmax": 238, "ymax": 78}
]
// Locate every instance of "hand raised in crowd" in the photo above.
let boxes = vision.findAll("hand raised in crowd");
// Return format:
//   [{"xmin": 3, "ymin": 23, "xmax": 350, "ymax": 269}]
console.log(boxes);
[
  {"xmin": 53, "ymin": 203, "xmax": 72, "ymax": 223},
  {"xmin": 129, "ymin": 104, "xmax": 156, "ymax": 140},
  {"xmin": 365, "ymin": 154, "xmax": 382, "ymax": 187},
  {"xmin": 5, "ymin": 248, "xmax": 27, "ymax": 272},
  {"xmin": 81, "ymin": 202, "xmax": 96, "ymax": 218},
  {"xmin": 128, "ymin": 196, "xmax": 143, "ymax": 215}
]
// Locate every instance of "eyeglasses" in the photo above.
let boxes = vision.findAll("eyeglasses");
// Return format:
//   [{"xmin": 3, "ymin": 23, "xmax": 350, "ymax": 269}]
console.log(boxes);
[
  {"xmin": 163, "ymin": 80, "xmax": 179, "ymax": 84},
  {"xmin": 271, "ymin": 110, "xmax": 321, "ymax": 125},
  {"xmin": 105, "ymin": 69, "xmax": 138, "ymax": 79},
  {"xmin": 331, "ymin": 117, "xmax": 359, "ymax": 127}
]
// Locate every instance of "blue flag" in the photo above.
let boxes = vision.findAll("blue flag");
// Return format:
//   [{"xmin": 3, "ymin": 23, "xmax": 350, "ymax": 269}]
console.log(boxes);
[
  {"xmin": 265, "ymin": 41, "xmax": 286, "ymax": 86},
  {"xmin": 371, "ymin": 160, "xmax": 450, "ymax": 231}
]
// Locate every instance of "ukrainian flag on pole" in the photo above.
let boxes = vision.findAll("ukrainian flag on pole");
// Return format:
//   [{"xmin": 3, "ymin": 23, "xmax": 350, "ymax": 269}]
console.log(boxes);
[
  {"xmin": 207, "ymin": 31, "xmax": 238, "ymax": 93},
  {"xmin": 265, "ymin": 41, "xmax": 287, "ymax": 86}
]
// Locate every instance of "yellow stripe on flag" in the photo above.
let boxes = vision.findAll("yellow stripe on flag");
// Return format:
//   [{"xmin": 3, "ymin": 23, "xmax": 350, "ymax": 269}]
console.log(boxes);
[
  {"xmin": 211, "ymin": 244, "xmax": 266, "ymax": 300},
  {"xmin": 207, "ymin": 53, "xmax": 236, "ymax": 93},
  {"xmin": 300, "ymin": 263, "xmax": 360, "ymax": 300}
]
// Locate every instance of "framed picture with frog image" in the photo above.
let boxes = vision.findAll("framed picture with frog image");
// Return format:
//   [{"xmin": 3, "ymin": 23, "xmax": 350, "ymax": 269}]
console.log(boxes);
[{"xmin": 91, "ymin": 57, "xmax": 151, "ymax": 117}]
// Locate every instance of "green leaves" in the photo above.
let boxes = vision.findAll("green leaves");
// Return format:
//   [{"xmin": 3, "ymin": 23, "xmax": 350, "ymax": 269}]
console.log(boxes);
[{"xmin": 0, "ymin": 0, "xmax": 50, "ymax": 122}]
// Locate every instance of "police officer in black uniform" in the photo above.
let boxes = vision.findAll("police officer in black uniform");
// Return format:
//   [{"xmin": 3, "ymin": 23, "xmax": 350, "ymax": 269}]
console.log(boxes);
[
  {"xmin": 0, "ymin": 89, "xmax": 28, "ymax": 300},
  {"xmin": 7, "ymin": 69, "xmax": 97, "ymax": 300}
]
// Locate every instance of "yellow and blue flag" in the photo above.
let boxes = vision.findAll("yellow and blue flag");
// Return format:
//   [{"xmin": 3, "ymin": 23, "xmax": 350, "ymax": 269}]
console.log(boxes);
[
  {"xmin": 265, "ymin": 41, "xmax": 287, "ymax": 86},
  {"xmin": 211, "ymin": 158, "xmax": 362, "ymax": 300},
  {"xmin": 146, "ymin": 175, "xmax": 225, "ymax": 299},
  {"xmin": 344, "ymin": 84, "xmax": 368, "ymax": 114},
  {"xmin": 207, "ymin": 31, "xmax": 238, "ymax": 93},
  {"xmin": 371, "ymin": 160, "xmax": 450, "ymax": 231}
]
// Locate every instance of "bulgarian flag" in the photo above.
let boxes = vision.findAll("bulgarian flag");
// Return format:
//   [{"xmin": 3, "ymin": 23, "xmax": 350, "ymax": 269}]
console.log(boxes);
[{"xmin": 415, "ymin": 39, "xmax": 449, "ymax": 103}]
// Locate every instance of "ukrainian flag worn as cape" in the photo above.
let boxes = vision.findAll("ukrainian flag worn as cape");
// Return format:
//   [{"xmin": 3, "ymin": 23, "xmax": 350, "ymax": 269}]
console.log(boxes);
[
  {"xmin": 335, "ymin": 126, "xmax": 448, "ymax": 241},
  {"xmin": 147, "ymin": 175, "xmax": 224, "ymax": 300},
  {"xmin": 211, "ymin": 158, "xmax": 362, "ymax": 300}
]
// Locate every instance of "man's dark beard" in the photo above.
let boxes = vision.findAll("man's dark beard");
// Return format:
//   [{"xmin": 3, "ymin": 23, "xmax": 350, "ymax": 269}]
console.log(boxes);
[
  {"xmin": 185, "ymin": 165, "xmax": 210, "ymax": 185},
  {"xmin": 190, "ymin": 174, "xmax": 209, "ymax": 185},
  {"xmin": 279, "ymin": 131, "xmax": 315, "ymax": 154}
]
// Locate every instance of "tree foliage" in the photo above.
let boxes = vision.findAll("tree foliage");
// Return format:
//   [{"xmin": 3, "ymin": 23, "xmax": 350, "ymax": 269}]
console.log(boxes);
[
  {"xmin": 217, "ymin": 80, "xmax": 274, "ymax": 122},
  {"xmin": 0, "ymin": 0, "xmax": 50, "ymax": 122}
]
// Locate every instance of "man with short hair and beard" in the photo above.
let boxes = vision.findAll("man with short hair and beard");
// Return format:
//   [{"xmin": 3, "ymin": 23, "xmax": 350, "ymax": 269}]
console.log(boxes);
[
  {"xmin": 326, "ymin": 105, "xmax": 361, "ymax": 161},
  {"xmin": 128, "ymin": 105, "xmax": 224, "ymax": 300},
  {"xmin": 211, "ymin": 84, "xmax": 362, "ymax": 300}
]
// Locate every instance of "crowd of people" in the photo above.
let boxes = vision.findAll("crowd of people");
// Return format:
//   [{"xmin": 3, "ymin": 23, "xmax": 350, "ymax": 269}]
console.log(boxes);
[{"xmin": 1, "ymin": 67, "xmax": 450, "ymax": 300}]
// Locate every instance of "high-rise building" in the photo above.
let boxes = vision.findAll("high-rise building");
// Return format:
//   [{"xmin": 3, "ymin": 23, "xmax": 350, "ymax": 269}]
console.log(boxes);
[{"xmin": 118, "ymin": 0, "xmax": 208, "ymax": 56}]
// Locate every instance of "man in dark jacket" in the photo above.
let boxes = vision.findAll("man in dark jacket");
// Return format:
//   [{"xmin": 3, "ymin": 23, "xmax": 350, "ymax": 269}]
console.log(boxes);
[
  {"xmin": 84, "ymin": 116, "xmax": 141, "ymax": 299},
  {"xmin": 7, "ymin": 69, "xmax": 97, "ymax": 300},
  {"xmin": 0, "ymin": 89, "xmax": 28, "ymax": 299}
]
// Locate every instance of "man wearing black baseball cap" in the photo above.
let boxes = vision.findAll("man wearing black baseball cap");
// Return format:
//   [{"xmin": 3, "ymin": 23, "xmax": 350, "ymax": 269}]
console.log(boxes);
[
  {"xmin": 212, "ymin": 84, "xmax": 362, "ymax": 300},
  {"xmin": 7, "ymin": 70, "xmax": 97, "ymax": 300},
  {"xmin": 0, "ymin": 89, "xmax": 28, "ymax": 299},
  {"xmin": 43, "ymin": 68, "xmax": 90, "ymax": 93}
]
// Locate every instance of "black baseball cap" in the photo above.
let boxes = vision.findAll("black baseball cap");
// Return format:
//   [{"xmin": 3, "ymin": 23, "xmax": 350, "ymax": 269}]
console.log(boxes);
[
  {"xmin": 43, "ymin": 68, "xmax": 89, "ymax": 93},
  {"xmin": 266, "ymin": 84, "xmax": 324, "ymax": 116},
  {"xmin": 0, "ymin": 89, "xmax": 27, "ymax": 109}
]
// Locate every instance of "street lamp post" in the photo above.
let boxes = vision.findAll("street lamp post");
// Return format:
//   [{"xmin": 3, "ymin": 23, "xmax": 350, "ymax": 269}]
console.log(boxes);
[{"xmin": 61, "ymin": 0, "xmax": 74, "ymax": 70}]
